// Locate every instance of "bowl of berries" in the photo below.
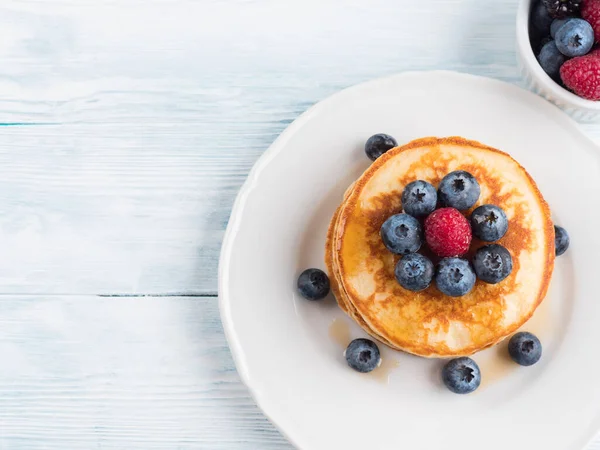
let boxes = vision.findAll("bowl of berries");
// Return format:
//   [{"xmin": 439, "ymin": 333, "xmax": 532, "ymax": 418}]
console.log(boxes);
[{"xmin": 517, "ymin": 0, "xmax": 600, "ymax": 121}]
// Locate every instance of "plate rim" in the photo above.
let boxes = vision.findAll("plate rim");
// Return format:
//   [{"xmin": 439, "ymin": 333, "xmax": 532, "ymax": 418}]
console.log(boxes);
[{"xmin": 218, "ymin": 70, "xmax": 599, "ymax": 449}]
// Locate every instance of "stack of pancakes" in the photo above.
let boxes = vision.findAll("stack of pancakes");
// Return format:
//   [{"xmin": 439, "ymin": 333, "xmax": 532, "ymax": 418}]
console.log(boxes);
[{"xmin": 325, "ymin": 137, "xmax": 555, "ymax": 358}]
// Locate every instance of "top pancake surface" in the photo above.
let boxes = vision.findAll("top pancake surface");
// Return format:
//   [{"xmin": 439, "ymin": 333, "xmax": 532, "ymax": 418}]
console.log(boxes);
[{"xmin": 331, "ymin": 137, "xmax": 555, "ymax": 357}]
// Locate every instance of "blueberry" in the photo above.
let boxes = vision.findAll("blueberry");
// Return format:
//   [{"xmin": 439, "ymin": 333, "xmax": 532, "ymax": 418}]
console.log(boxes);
[
  {"xmin": 438, "ymin": 171, "xmax": 480, "ymax": 211},
  {"xmin": 550, "ymin": 18, "xmax": 571, "ymax": 38},
  {"xmin": 531, "ymin": 1, "xmax": 554, "ymax": 33},
  {"xmin": 442, "ymin": 357, "xmax": 481, "ymax": 394},
  {"xmin": 473, "ymin": 244, "xmax": 513, "ymax": 284},
  {"xmin": 537, "ymin": 40, "xmax": 566, "ymax": 79},
  {"xmin": 508, "ymin": 332, "xmax": 542, "ymax": 366},
  {"xmin": 297, "ymin": 268, "xmax": 330, "ymax": 300},
  {"xmin": 365, "ymin": 134, "xmax": 398, "ymax": 161},
  {"xmin": 345, "ymin": 338, "xmax": 381, "ymax": 373},
  {"xmin": 435, "ymin": 258, "xmax": 476, "ymax": 297},
  {"xmin": 401, "ymin": 180, "xmax": 437, "ymax": 218},
  {"xmin": 554, "ymin": 225, "xmax": 570, "ymax": 256},
  {"xmin": 395, "ymin": 253, "xmax": 434, "ymax": 292},
  {"xmin": 380, "ymin": 213, "xmax": 422, "ymax": 255},
  {"xmin": 555, "ymin": 18, "xmax": 594, "ymax": 57},
  {"xmin": 470, "ymin": 204, "xmax": 509, "ymax": 242}
]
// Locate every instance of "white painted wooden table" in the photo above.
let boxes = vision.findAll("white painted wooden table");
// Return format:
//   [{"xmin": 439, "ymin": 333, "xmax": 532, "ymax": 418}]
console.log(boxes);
[{"xmin": 1, "ymin": 0, "xmax": 599, "ymax": 448}]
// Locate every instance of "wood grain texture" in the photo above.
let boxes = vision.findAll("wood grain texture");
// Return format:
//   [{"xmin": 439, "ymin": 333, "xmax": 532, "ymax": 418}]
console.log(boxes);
[
  {"xmin": 0, "ymin": 0, "xmax": 598, "ymax": 294},
  {"xmin": 0, "ymin": 296, "xmax": 291, "ymax": 449},
  {"xmin": 0, "ymin": 124, "xmax": 246, "ymax": 295},
  {"xmin": 0, "ymin": 0, "xmax": 599, "ymax": 448}
]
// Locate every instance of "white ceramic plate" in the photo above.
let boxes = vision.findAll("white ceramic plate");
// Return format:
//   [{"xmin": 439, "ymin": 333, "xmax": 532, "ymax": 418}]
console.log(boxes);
[{"xmin": 219, "ymin": 71, "xmax": 600, "ymax": 450}]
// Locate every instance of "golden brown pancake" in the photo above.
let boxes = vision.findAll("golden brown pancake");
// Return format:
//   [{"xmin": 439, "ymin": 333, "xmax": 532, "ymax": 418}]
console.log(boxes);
[{"xmin": 325, "ymin": 137, "xmax": 555, "ymax": 358}]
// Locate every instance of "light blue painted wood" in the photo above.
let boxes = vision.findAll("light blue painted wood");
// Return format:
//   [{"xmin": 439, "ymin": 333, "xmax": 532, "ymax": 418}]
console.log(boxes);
[
  {"xmin": 0, "ymin": 0, "xmax": 597, "ymax": 448},
  {"xmin": 0, "ymin": 0, "xmax": 598, "ymax": 294},
  {"xmin": 0, "ymin": 296, "xmax": 292, "ymax": 449}
]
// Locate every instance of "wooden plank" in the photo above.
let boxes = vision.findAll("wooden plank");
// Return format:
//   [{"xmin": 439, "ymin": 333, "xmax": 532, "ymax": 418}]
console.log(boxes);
[
  {"xmin": 0, "ymin": 124, "xmax": 258, "ymax": 295},
  {"xmin": 0, "ymin": 292, "xmax": 597, "ymax": 449},
  {"xmin": 0, "ymin": 0, "xmax": 597, "ymax": 295},
  {"xmin": 0, "ymin": 295, "xmax": 291, "ymax": 449},
  {"xmin": 0, "ymin": 118, "xmax": 597, "ymax": 296}
]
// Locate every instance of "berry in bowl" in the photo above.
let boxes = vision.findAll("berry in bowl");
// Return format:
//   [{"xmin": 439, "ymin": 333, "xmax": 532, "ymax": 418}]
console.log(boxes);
[{"xmin": 517, "ymin": 0, "xmax": 600, "ymax": 121}]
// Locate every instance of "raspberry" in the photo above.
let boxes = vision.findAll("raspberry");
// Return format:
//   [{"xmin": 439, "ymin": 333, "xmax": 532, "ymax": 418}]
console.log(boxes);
[
  {"xmin": 560, "ymin": 54, "xmax": 600, "ymax": 100},
  {"xmin": 425, "ymin": 208, "xmax": 472, "ymax": 257},
  {"xmin": 582, "ymin": 0, "xmax": 600, "ymax": 42}
]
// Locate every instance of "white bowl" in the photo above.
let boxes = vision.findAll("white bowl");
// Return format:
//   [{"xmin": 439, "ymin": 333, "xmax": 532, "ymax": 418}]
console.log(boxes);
[{"xmin": 516, "ymin": 0, "xmax": 600, "ymax": 122}]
